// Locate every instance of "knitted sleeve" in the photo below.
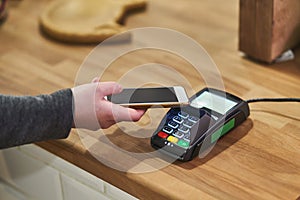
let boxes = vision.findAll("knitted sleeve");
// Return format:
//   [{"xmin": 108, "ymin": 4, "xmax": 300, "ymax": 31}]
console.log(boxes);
[{"xmin": 0, "ymin": 89, "xmax": 73, "ymax": 149}]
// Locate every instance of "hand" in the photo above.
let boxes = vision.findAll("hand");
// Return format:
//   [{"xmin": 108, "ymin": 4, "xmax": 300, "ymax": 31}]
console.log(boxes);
[{"xmin": 72, "ymin": 79, "xmax": 146, "ymax": 130}]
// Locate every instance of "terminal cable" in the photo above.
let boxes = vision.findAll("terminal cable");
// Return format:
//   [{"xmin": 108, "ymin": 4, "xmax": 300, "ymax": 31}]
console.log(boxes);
[{"xmin": 246, "ymin": 98, "xmax": 300, "ymax": 104}]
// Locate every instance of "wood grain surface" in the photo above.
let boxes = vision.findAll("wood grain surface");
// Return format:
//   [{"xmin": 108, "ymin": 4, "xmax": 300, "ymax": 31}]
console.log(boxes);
[{"xmin": 1, "ymin": 0, "xmax": 300, "ymax": 199}]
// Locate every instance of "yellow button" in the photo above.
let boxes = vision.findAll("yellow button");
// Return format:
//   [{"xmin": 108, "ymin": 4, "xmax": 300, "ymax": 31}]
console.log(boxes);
[{"xmin": 167, "ymin": 136, "xmax": 178, "ymax": 143}]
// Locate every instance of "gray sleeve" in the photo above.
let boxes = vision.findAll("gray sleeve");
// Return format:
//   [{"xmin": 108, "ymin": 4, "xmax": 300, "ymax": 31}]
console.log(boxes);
[{"xmin": 0, "ymin": 89, "xmax": 73, "ymax": 149}]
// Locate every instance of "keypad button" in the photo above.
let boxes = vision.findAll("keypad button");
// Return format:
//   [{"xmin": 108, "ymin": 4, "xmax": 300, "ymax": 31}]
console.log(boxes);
[
  {"xmin": 162, "ymin": 126, "xmax": 173, "ymax": 134},
  {"xmin": 178, "ymin": 125, "xmax": 189, "ymax": 134},
  {"xmin": 173, "ymin": 131, "xmax": 184, "ymax": 139},
  {"xmin": 188, "ymin": 116, "xmax": 199, "ymax": 123},
  {"xmin": 173, "ymin": 116, "xmax": 183, "ymax": 124},
  {"xmin": 158, "ymin": 131, "xmax": 168, "ymax": 139},
  {"xmin": 168, "ymin": 121, "xmax": 179, "ymax": 129},
  {"xmin": 177, "ymin": 140, "xmax": 190, "ymax": 148},
  {"xmin": 183, "ymin": 120, "xmax": 194, "ymax": 128},
  {"xmin": 167, "ymin": 136, "xmax": 179, "ymax": 144},
  {"xmin": 183, "ymin": 134, "xmax": 190, "ymax": 142},
  {"xmin": 178, "ymin": 111, "xmax": 189, "ymax": 119}
]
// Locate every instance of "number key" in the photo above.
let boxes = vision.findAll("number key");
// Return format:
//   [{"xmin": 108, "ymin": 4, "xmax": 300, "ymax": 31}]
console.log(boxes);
[
  {"xmin": 173, "ymin": 116, "xmax": 183, "ymax": 124},
  {"xmin": 178, "ymin": 111, "xmax": 189, "ymax": 119},
  {"xmin": 183, "ymin": 120, "xmax": 194, "ymax": 128},
  {"xmin": 188, "ymin": 116, "xmax": 199, "ymax": 123},
  {"xmin": 183, "ymin": 134, "xmax": 190, "ymax": 142},
  {"xmin": 162, "ymin": 126, "xmax": 173, "ymax": 134},
  {"xmin": 173, "ymin": 131, "xmax": 184, "ymax": 139},
  {"xmin": 168, "ymin": 121, "xmax": 179, "ymax": 129},
  {"xmin": 178, "ymin": 125, "xmax": 189, "ymax": 134}
]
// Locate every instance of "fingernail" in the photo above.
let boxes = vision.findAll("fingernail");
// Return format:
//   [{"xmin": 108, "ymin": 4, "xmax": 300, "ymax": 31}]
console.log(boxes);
[{"xmin": 92, "ymin": 77, "xmax": 99, "ymax": 83}]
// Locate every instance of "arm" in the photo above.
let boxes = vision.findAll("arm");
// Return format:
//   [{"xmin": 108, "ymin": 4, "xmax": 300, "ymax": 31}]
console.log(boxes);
[
  {"xmin": 0, "ymin": 89, "xmax": 73, "ymax": 149},
  {"xmin": 0, "ymin": 81, "xmax": 145, "ymax": 149}
]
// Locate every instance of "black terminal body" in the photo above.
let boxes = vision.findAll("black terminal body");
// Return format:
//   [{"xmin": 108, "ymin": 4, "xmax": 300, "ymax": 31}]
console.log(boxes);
[{"xmin": 151, "ymin": 88, "xmax": 250, "ymax": 161}]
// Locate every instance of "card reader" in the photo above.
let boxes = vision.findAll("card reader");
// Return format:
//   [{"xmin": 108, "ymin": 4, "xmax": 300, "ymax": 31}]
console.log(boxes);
[{"xmin": 151, "ymin": 88, "xmax": 250, "ymax": 161}]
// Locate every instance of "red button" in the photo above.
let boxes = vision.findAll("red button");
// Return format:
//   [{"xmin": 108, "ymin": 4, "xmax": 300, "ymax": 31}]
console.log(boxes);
[{"xmin": 158, "ymin": 131, "xmax": 168, "ymax": 139}]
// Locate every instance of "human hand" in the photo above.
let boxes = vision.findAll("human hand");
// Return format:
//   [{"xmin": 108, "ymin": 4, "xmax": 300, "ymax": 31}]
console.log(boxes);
[{"xmin": 72, "ymin": 79, "xmax": 146, "ymax": 130}]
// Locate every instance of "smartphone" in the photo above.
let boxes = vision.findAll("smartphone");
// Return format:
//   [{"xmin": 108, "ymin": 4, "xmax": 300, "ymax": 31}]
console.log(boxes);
[
  {"xmin": 151, "ymin": 88, "xmax": 250, "ymax": 161},
  {"xmin": 107, "ymin": 86, "xmax": 189, "ymax": 108}
]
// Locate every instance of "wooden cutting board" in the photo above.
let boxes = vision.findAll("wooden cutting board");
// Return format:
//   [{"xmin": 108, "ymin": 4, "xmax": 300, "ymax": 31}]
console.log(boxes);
[{"xmin": 39, "ymin": 0, "xmax": 146, "ymax": 43}]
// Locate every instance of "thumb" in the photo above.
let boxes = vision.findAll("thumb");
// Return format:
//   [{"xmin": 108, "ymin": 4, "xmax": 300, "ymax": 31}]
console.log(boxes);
[
  {"xmin": 92, "ymin": 77, "xmax": 100, "ymax": 83},
  {"xmin": 111, "ymin": 103, "xmax": 146, "ymax": 122}
]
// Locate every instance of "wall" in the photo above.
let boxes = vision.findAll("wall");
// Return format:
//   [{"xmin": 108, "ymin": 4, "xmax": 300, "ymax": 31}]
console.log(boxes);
[{"xmin": 0, "ymin": 144, "xmax": 138, "ymax": 200}]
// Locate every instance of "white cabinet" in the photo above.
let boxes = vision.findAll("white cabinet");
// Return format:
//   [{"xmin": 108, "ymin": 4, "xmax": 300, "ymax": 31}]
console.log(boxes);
[{"xmin": 0, "ymin": 145, "xmax": 138, "ymax": 200}]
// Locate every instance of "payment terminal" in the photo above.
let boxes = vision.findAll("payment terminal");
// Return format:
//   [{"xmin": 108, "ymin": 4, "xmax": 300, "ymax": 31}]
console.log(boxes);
[{"xmin": 151, "ymin": 88, "xmax": 250, "ymax": 161}]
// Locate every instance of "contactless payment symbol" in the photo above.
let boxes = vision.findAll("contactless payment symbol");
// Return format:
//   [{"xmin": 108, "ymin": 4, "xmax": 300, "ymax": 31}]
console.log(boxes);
[{"xmin": 74, "ymin": 27, "xmax": 224, "ymax": 173}]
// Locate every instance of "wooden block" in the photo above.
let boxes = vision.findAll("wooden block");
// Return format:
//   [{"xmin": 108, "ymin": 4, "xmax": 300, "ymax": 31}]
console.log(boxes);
[{"xmin": 239, "ymin": 0, "xmax": 300, "ymax": 63}]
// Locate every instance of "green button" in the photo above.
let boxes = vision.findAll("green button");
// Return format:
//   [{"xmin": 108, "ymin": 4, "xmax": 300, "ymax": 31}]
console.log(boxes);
[{"xmin": 177, "ymin": 140, "xmax": 190, "ymax": 148}]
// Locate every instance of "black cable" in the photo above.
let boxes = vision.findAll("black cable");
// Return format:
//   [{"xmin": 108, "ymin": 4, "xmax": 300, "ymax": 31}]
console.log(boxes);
[{"xmin": 246, "ymin": 98, "xmax": 300, "ymax": 103}]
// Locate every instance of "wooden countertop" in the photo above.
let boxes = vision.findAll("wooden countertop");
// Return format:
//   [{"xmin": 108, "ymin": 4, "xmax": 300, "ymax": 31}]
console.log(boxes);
[{"xmin": 1, "ymin": 0, "xmax": 300, "ymax": 199}]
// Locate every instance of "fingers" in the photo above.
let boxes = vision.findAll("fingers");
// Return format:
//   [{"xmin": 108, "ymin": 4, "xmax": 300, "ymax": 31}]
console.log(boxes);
[
  {"xmin": 91, "ymin": 78, "xmax": 123, "ymax": 97},
  {"xmin": 74, "ymin": 80, "xmax": 146, "ymax": 130},
  {"xmin": 95, "ymin": 82, "xmax": 123, "ymax": 98}
]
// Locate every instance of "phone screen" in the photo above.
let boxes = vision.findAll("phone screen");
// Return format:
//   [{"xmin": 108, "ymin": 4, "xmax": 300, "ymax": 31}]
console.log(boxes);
[{"xmin": 109, "ymin": 87, "xmax": 178, "ymax": 104}]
